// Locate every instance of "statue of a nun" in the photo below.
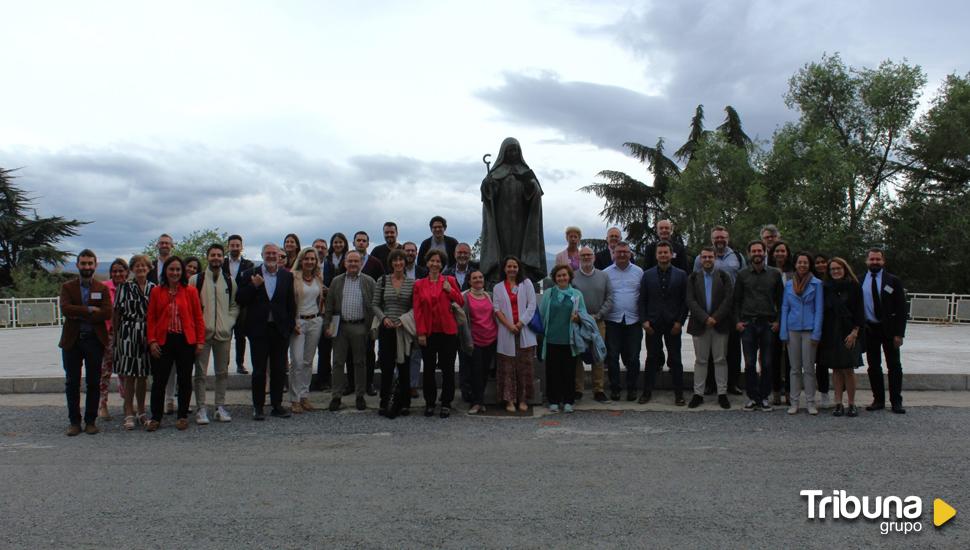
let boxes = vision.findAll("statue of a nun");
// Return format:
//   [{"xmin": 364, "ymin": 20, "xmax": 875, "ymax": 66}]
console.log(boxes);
[{"xmin": 480, "ymin": 137, "xmax": 547, "ymax": 285}]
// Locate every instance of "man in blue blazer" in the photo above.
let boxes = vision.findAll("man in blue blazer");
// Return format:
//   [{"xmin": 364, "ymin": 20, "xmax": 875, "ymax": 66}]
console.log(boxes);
[
  {"xmin": 638, "ymin": 241, "xmax": 689, "ymax": 405},
  {"xmin": 236, "ymin": 243, "xmax": 297, "ymax": 420}
]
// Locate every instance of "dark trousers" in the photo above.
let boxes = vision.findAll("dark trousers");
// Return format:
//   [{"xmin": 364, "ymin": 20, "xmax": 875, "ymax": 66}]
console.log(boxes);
[
  {"xmin": 315, "ymin": 332, "xmax": 332, "ymax": 387},
  {"xmin": 346, "ymin": 340, "xmax": 377, "ymax": 389},
  {"xmin": 741, "ymin": 321, "xmax": 774, "ymax": 402},
  {"xmin": 421, "ymin": 333, "xmax": 458, "ymax": 407},
  {"xmin": 816, "ymin": 358, "xmax": 829, "ymax": 394},
  {"xmin": 770, "ymin": 332, "xmax": 789, "ymax": 395},
  {"xmin": 706, "ymin": 330, "xmax": 741, "ymax": 390},
  {"xmin": 458, "ymin": 351, "xmax": 473, "ymax": 401},
  {"xmin": 234, "ymin": 324, "xmax": 247, "ymax": 369},
  {"xmin": 469, "ymin": 342, "xmax": 496, "ymax": 406},
  {"xmin": 605, "ymin": 321, "xmax": 643, "ymax": 392},
  {"xmin": 249, "ymin": 326, "xmax": 288, "ymax": 409},
  {"xmin": 150, "ymin": 332, "xmax": 194, "ymax": 421},
  {"xmin": 545, "ymin": 343, "xmax": 577, "ymax": 406},
  {"xmin": 644, "ymin": 325, "xmax": 683, "ymax": 393},
  {"xmin": 866, "ymin": 323, "xmax": 903, "ymax": 406},
  {"xmin": 62, "ymin": 334, "xmax": 104, "ymax": 426},
  {"xmin": 377, "ymin": 326, "xmax": 410, "ymax": 408}
]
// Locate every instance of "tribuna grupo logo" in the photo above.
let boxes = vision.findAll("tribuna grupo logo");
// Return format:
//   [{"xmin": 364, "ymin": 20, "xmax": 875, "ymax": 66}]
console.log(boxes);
[{"xmin": 801, "ymin": 490, "xmax": 957, "ymax": 535}]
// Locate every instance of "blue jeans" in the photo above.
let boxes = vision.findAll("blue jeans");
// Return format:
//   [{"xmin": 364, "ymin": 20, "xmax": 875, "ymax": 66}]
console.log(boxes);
[
  {"xmin": 62, "ymin": 334, "xmax": 104, "ymax": 426},
  {"xmin": 741, "ymin": 321, "xmax": 774, "ymax": 402},
  {"xmin": 605, "ymin": 321, "xmax": 643, "ymax": 393},
  {"xmin": 644, "ymin": 325, "xmax": 683, "ymax": 392}
]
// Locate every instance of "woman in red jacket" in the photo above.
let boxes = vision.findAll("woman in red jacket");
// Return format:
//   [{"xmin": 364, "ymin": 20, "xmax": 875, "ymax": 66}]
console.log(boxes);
[
  {"xmin": 145, "ymin": 256, "xmax": 205, "ymax": 431},
  {"xmin": 413, "ymin": 249, "xmax": 464, "ymax": 418}
]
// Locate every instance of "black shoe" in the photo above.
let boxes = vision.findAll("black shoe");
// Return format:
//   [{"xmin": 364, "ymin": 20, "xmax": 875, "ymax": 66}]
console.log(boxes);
[
  {"xmin": 610, "ymin": 391, "xmax": 621, "ymax": 401},
  {"xmin": 253, "ymin": 407, "xmax": 265, "ymax": 421},
  {"xmin": 236, "ymin": 366, "xmax": 249, "ymax": 375},
  {"xmin": 440, "ymin": 406, "xmax": 451, "ymax": 419},
  {"xmin": 366, "ymin": 384, "xmax": 378, "ymax": 397},
  {"xmin": 574, "ymin": 391, "xmax": 583, "ymax": 401},
  {"xmin": 846, "ymin": 404, "xmax": 859, "ymax": 417},
  {"xmin": 626, "ymin": 391, "xmax": 637, "ymax": 402},
  {"xmin": 378, "ymin": 408, "xmax": 387, "ymax": 417},
  {"xmin": 891, "ymin": 405, "xmax": 906, "ymax": 414},
  {"xmin": 833, "ymin": 404, "xmax": 844, "ymax": 417},
  {"xmin": 270, "ymin": 406, "xmax": 291, "ymax": 418},
  {"xmin": 674, "ymin": 392, "xmax": 686, "ymax": 406},
  {"xmin": 688, "ymin": 395, "xmax": 704, "ymax": 409},
  {"xmin": 727, "ymin": 386, "xmax": 744, "ymax": 396},
  {"xmin": 399, "ymin": 407, "xmax": 410, "ymax": 417},
  {"xmin": 355, "ymin": 397, "xmax": 367, "ymax": 411},
  {"xmin": 424, "ymin": 406, "xmax": 435, "ymax": 417},
  {"xmin": 866, "ymin": 401, "xmax": 885, "ymax": 411},
  {"xmin": 328, "ymin": 398, "xmax": 342, "ymax": 412},
  {"xmin": 718, "ymin": 395, "xmax": 731, "ymax": 409},
  {"xmin": 637, "ymin": 391, "xmax": 652, "ymax": 404},
  {"xmin": 593, "ymin": 392, "xmax": 609, "ymax": 403},
  {"xmin": 703, "ymin": 387, "xmax": 715, "ymax": 396}
]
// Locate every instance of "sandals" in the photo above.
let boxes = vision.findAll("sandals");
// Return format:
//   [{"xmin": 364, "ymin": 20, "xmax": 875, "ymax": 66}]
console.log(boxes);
[
  {"xmin": 517, "ymin": 402, "xmax": 528, "ymax": 413},
  {"xmin": 291, "ymin": 402, "xmax": 304, "ymax": 414},
  {"xmin": 505, "ymin": 402, "xmax": 516, "ymax": 414},
  {"xmin": 123, "ymin": 416, "xmax": 136, "ymax": 431}
]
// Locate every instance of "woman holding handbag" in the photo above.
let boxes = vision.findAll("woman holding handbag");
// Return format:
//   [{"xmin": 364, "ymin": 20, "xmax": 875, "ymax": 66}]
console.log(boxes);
[
  {"xmin": 412, "ymin": 249, "xmax": 464, "ymax": 418},
  {"xmin": 493, "ymin": 255, "xmax": 537, "ymax": 414},
  {"xmin": 372, "ymin": 249, "xmax": 415, "ymax": 418},
  {"xmin": 463, "ymin": 270, "xmax": 498, "ymax": 415}
]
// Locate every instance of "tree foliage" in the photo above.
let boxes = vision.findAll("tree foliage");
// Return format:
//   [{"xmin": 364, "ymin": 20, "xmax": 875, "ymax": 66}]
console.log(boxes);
[
  {"xmin": 142, "ymin": 228, "xmax": 229, "ymax": 269},
  {"xmin": 0, "ymin": 167, "xmax": 88, "ymax": 288}
]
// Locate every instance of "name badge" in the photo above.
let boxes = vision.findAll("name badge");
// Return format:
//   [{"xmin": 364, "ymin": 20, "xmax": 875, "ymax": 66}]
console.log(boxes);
[
  {"xmin": 91, "ymin": 292, "xmax": 102, "ymax": 300},
  {"xmin": 883, "ymin": 285, "xmax": 894, "ymax": 295}
]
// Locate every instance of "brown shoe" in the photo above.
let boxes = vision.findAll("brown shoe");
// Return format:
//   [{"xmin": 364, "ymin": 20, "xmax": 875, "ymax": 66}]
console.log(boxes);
[
  {"xmin": 300, "ymin": 398, "xmax": 315, "ymax": 412},
  {"xmin": 145, "ymin": 420, "xmax": 160, "ymax": 432},
  {"xmin": 175, "ymin": 418, "xmax": 189, "ymax": 431},
  {"xmin": 65, "ymin": 424, "xmax": 82, "ymax": 436},
  {"xmin": 84, "ymin": 423, "xmax": 100, "ymax": 435},
  {"xmin": 291, "ymin": 402, "xmax": 304, "ymax": 414}
]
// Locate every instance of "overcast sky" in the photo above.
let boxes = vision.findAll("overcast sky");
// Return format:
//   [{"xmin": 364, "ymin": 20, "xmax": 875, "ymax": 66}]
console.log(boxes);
[{"xmin": 1, "ymin": 0, "xmax": 967, "ymax": 262}]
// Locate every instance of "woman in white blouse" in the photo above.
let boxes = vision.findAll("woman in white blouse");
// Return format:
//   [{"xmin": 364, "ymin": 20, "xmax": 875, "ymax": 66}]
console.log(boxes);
[
  {"xmin": 492, "ymin": 256, "xmax": 537, "ymax": 413},
  {"xmin": 290, "ymin": 247, "xmax": 326, "ymax": 413}
]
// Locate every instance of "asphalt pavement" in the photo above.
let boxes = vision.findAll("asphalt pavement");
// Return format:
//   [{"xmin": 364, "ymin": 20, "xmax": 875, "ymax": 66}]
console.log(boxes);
[{"xmin": 1, "ymin": 401, "xmax": 968, "ymax": 549}]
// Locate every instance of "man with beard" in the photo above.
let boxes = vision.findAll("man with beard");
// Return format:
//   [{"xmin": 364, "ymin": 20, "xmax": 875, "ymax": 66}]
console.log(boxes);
[
  {"xmin": 59, "ymin": 249, "xmax": 112, "ymax": 436},
  {"xmin": 862, "ymin": 248, "xmax": 908, "ymax": 414},
  {"xmin": 371, "ymin": 222, "xmax": 403, "ymax": 275},
  {"xmin": 224, "ymin": 234, "xmax": 254, "ymax": 374},
  {"xmin": 734, "ymin": 240, "xmax": 783, "ymax": 411}
]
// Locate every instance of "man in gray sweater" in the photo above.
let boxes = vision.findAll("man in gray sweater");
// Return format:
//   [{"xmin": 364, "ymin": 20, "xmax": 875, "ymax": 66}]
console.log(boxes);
[{"xmin": 570, "ymin": 247, "xmax": 614, "ymax": 402}]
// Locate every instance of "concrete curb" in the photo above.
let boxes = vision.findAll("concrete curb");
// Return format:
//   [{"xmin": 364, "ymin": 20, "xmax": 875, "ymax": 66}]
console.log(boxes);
[{"xmin": 1, "ymin": 372, "xmax": 968, "ymax": 394}]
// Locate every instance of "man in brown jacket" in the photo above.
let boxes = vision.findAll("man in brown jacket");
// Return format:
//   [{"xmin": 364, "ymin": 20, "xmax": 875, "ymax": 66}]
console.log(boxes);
[{"xmin": 58, "ymin": 249, "xmax": 112, "ymax": 435}]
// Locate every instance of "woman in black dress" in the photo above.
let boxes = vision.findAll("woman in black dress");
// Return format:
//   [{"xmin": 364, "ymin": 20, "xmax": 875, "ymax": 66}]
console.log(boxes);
[{"xmin": 819, "ymin": 257, "xmax": 865, "ymax": 417}]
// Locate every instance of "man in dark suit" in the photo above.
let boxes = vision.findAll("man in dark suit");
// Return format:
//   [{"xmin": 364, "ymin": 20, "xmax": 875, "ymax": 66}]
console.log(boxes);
[
  {"xmin": 594, "ymin": 227, "xmax": 637, "ymax": 270},
  {"xmin": 371, "ymin": 222, "xmax": 403, "ymax": 275},
  {"xmin": 686, "ymin": 246, "xmax": 734, "ymax": 409},
  {"xmin": 417, "ymin": 215, "xmax": 458, "ymax": 269},
  {"xmin": 351, "ymin": 231, "xmax": 382, "ymax": 394},
  {"xmin": 236, "ymin": 243, "xmax": 296, "ymax": 420},
  {"xmin": 862, "ymin": 248, "xmax": 908, "ymax": 414},
  {"xmin": 403, "ymin": 241, "xmax": 428, "ymax": 280},
  {"xmin": 638, "ymin": 241, "xmax": 689, "ymax": 405},
  {"xmin": 58, "ymin": 249, "xmax": 112, "ymax": 436},
  {"xmin": 643, "ymin": 219, "xmax": 691, "ymax": 272},
  {"xmin": 224, "ymin": 234, "xmax": 255, "ymax": 374},
  {"xmin": 147, "ymin": 233, "xmax": 174, "ymax": 284},
  {"xmin": 442, "ymin": 242, "xmax": 478, "ymax": 292}
]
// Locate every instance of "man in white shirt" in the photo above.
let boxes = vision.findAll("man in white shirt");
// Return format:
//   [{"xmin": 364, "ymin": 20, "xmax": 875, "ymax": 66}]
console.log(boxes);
[{"xmin": 603, "ymin": 241, "xmax": 644, "ymax": 402}]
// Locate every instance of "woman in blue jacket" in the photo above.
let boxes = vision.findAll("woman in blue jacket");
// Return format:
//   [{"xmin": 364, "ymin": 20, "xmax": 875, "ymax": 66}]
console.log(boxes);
[{"xmin": 780, "ymin": 252, "xmax": 824, "ymax": 416}]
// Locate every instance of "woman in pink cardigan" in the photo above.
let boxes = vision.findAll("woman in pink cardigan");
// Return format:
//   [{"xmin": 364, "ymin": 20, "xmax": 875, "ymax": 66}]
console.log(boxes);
[{"xmin": 413, "ymin": 249, "xmax": 464, "ymax": 418}]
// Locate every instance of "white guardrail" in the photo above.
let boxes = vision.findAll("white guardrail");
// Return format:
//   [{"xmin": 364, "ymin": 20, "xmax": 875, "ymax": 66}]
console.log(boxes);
[{"xmin": 1, "ymin": 293, "xmax": 969, "ymax": 329}]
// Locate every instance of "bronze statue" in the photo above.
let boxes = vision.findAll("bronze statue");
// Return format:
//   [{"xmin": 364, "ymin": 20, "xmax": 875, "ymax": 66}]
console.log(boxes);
[{"xmin": 480, "ymin": 138, "xmax": 547, "ymax": 284}]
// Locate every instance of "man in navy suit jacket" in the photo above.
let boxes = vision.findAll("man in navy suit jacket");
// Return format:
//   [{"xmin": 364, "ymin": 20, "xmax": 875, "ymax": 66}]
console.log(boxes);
[
  {"xmin": 638, "ymin": 241, "xmax": 689, "ymax": 405},
  {"xmin": 861, "ymin": 248, "xmax": 908, "ymax": 414},
  {"xmin": 236, "ymin": 243, "xmax": 297, "ymax": 420}
]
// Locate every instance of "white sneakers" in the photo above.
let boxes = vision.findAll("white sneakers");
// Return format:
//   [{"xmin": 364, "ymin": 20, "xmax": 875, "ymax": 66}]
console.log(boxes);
[
  {"xmin": 214, "ymin": 406, "xmax": 232, "ymax": 422},
  {"xmin": 818, "ymin": 393, "xmax": 831, "ymax": 409},
  {"xmin": 808, "ymin": 405, "xmax": 819, "ymax": 416},
  {"xmin": 787, "ymin": 401, "xmax": 799, "ymax": 415},
  {"xmin": 196, "ymin": 407, "xmax": 210, "ymax": 425}
]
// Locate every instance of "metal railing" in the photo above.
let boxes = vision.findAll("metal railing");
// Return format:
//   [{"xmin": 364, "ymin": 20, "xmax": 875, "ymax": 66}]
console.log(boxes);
[{"xmin": 3, "ymin": 293, "xmax": 969, "ymax": 329}]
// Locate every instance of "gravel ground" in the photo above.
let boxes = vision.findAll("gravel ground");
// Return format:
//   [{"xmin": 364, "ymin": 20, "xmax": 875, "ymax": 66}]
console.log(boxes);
[{"xmin": 1, "ymin": 404, "xmax": 968, "ymax": 549}]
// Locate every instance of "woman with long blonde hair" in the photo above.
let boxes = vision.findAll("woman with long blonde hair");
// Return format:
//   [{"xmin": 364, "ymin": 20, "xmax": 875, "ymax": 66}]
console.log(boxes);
[{"xmin": 289, "ymin": 247, "xmax": 326, "ymax": 413}]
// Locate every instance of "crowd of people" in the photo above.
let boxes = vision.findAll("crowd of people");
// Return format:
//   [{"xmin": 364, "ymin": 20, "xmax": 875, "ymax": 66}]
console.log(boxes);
[{"xmin": 57, "ymin": 217, "xmax": 909, "ymax": 436}]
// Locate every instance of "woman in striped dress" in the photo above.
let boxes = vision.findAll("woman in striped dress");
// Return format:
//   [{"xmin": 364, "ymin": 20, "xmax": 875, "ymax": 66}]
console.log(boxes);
[
  {"xmin": 371, "ymin": 249, "xmax": 415, "ymax": 418},
  {"xmin": 112, "ymin": 254, "xmax": 155, "ymax": 430}
]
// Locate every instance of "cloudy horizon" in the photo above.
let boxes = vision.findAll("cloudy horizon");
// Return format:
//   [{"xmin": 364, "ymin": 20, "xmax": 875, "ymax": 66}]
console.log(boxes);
[{"xmin": 2, "ymin": 0, "xmax": 967, "ymax": 263}]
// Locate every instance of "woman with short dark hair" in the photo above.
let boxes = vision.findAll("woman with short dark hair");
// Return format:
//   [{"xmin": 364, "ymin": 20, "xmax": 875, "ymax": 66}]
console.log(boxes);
[
  {"xmin": 412, "ymin": 248, "xmax": 463, "ymax": 418},
  {"xmin": 541, "ymin": 264, "xmax": 586, "ymax": 413},
  {"xmin": 372, "ymin": 248, "xmax": 415, "ymax": 418},
  {"xmin": 146, "ymin": 256, "xmax": 205, "ymax": 431}
]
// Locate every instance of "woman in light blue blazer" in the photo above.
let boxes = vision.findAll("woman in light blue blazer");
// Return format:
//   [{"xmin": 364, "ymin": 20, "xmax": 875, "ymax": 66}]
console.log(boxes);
[{"xmin": 780, "ymin": 252, "xmax": 825, "ymax": 416}]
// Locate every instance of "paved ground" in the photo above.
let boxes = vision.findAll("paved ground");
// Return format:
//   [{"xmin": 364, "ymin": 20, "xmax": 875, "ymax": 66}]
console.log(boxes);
[
  {"xmin": 2, "ymin": 323, "xmax": 969, "ymax": 378},
  {"xmin": 0, "ymin": 394, "xmax": 968, "ymax": 549}
]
